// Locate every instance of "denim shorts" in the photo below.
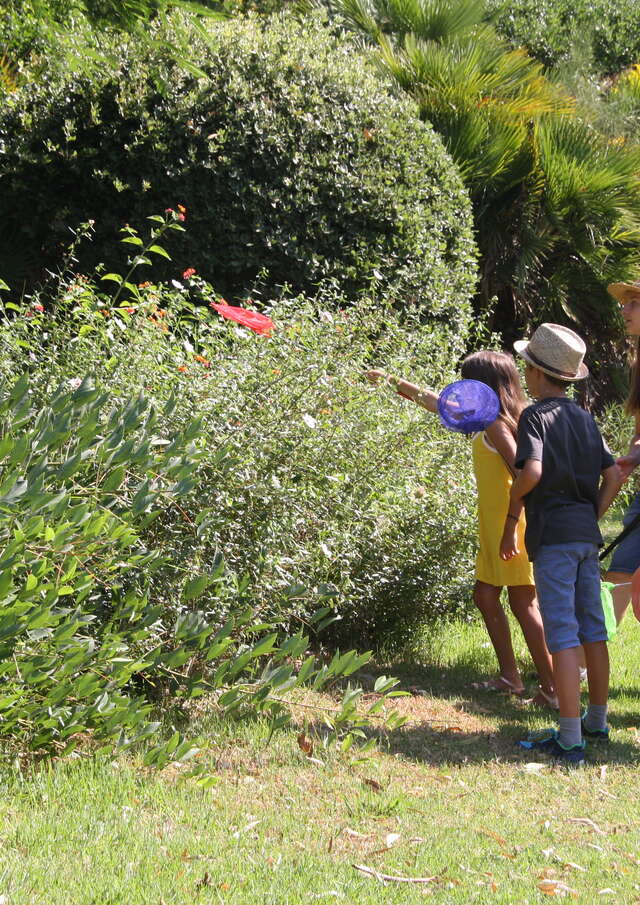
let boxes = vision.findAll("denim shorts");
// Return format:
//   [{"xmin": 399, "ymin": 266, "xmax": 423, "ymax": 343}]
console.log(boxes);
[
  {"xmin": 533, "ymin": 542, "xmax": 607, "ymax": 653},
  {"xmin": 609, "ymin": 492, "xmax": 640, "ymax": 574}
]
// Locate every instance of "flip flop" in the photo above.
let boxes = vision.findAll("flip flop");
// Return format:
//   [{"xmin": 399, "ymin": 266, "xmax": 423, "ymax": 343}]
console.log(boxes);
[
  {"xmin": 527, "ymin": 687, "xmax": 559, "ymax": 710},
  {"xmin": 471, "ymin": 675, "xmax": 525, "ymax": 696}
]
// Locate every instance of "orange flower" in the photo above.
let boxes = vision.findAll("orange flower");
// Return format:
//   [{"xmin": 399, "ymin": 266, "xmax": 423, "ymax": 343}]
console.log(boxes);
[
  {"xmin": 183, "ymin": 267, "xmax": 196, "ymax": 279},
  {"xmin": 139, "ymin": 281, "xmax": 152, "ymax": 289},
  {"xmin": 177, "ymin": 365, "xmax": 188, "ymax": 372},
  {"xmin": 194, "ymin": 354, "xmax": 210, "ymax": 367}
]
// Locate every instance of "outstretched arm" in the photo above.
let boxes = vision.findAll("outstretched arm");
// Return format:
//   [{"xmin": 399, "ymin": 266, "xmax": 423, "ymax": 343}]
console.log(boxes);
[
  {"xmin": 617, "ymin": 412, "xmax": 640, "ymax": 481},
  {"xmin": 365, "ymin": 369, "xmax": 438, "ymax": 413},
  {"xmin": 500, "ymin": 458, "xmax": 542, "ymax": 560}
]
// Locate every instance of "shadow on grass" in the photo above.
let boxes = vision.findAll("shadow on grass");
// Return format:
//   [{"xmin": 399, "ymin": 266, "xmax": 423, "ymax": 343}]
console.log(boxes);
[{"xmin": 356, "ymin": 658, "xmax": 640, "ymax": 768}]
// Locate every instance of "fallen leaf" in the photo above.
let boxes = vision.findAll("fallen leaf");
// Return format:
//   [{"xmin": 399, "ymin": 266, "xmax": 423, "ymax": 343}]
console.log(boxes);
[
  {"xmin": 195, "ymin": 872, "xmax": 211, "ymax": 891},
  {"xmin": 537, "ymin": 879, "xmax": 578, "ymax": 897},
  {"xmin": 232, "ymin": 819, "xmax": 261, "ymax": 839},
  {"xmin": 564, "ymin": 862, "xmax": 586, "ymax": 872},
  {"xmin": 307, "ymin": 757, "xmax": 325, "ymax": 766},
  {"xmin": 598, "ymin": 890, "xmax": 616, "ymax": 895},
  {"xmin": 385, "ymin": 832, "xmax": 401, "ymax": 847},
  {"xmin": 522, "ymin": 762, "xmax": 546, "ymax": 773},
  {"xmin": 567, "ymin": 817, "xmax": 605, "ymax": 835},
  {"xmin": 479, "ymin": 827, "xmax": 507, "ymax": 847},
  {"xmin": 297, "ymin": 733, "xmax": 314, "ymax": 756},
  {"xmin": 343, "ymin": 828, "xmax": 370, "ymax": 839},
  {"xmin": 363, "ymin": 778, "xmax": 382, "ymax": 792}
]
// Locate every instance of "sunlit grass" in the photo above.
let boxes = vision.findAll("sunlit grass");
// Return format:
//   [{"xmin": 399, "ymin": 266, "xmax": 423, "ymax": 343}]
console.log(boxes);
[{"xmin": 1, "ymin": 604, "xmax": 640, "ymax": 904}]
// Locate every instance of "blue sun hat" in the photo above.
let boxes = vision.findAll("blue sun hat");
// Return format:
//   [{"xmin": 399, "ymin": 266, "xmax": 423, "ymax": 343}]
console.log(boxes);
[{"xmin": 437, "ymin": 379, "xmax": 500, "ymax": 435}]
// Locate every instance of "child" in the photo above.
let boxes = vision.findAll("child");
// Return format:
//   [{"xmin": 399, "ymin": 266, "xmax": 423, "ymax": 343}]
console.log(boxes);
[
  {"xmin": 367, "ymin": 351, "xmax": 556, "ymax": 706},
  {"xmin": 500, "ymin": 323, "xmax": 620, "ymax": 764}
]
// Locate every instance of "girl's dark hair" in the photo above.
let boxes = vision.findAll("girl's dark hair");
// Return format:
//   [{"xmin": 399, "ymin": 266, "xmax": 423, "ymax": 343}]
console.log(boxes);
[
  {"xmin": 626, "ymin": 338, "xmax": 640, "ymax": 414},
  {"xmin": 460, "ymin": 350, "xmax": 527, "ymax": 437}
]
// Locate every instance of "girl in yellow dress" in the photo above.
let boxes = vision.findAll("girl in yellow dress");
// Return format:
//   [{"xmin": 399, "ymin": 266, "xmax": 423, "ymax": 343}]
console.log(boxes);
[{"xmin": 367, "ymin": 351, "xmax": 556, "ymax": 707}]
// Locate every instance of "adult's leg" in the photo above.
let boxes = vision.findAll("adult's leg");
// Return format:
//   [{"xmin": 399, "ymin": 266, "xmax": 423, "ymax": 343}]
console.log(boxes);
[
  {"xmin": 473, "ymin": 580, "xmax": 523, "ymax": 692},
  {"xmin": 507, "ymin": 585, "xmax": 555, "ymax": 697},
  {"xmin": 605, "ymin": 493, "xmax": 640, "ymax": 623}
]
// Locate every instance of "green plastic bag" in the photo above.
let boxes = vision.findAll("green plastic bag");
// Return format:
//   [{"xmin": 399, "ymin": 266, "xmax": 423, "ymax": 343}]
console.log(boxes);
[{"xmin": 600, "ymin": 581, "xmax": 617, "ymax": 641}]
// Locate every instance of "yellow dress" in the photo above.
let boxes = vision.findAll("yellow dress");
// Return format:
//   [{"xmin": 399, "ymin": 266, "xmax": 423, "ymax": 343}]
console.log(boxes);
[{"xmin": 472, "ymin": 431, "xmax": 534, "ymax": 587}]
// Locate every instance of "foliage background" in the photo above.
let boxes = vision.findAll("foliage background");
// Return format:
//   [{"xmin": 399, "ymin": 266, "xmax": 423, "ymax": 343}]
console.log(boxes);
[{"xmin": 0, "ymin": 13, "xmax": 476, "ymax": 332}]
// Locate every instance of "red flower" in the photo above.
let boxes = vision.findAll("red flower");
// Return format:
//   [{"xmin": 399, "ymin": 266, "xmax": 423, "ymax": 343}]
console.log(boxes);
[
  {"xmin": 210, "ymin": 303, "xmax": 274, "ymax": 336},
  {"xmin": 33, "ymin": 303, "xmax": 44, "ymax": 312},
  {"xmin": 183, "ymin": 267, "xmax": 196, "ymax": 279},
  {"xmin": 126, "ymin": 307, "xmax": 135, "ymax": 314}
]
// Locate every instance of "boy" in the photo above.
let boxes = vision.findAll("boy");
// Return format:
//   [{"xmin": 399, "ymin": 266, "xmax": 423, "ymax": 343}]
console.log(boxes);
[{"xmin": 500, "ymin": 323, "xmax": 620, "ymax": 764}]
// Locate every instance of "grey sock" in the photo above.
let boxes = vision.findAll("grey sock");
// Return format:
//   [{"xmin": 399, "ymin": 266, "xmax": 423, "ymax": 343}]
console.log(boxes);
[
  {"xmin": 558, "ymin": 716, "xmax": 582, "ymax": 748},
  {"xmin": 583, "ymin": 704, "xmax": 608, "ymax": 732}
]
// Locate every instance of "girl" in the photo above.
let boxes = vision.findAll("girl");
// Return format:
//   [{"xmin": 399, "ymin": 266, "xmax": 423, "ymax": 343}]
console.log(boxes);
[
  {"xmin": 367, "ymin": 351, "xmax": 557, "ymax": 706},
  {"xmin": 604, "ymin": 280, "xmax": 640, "ymax": 621}
]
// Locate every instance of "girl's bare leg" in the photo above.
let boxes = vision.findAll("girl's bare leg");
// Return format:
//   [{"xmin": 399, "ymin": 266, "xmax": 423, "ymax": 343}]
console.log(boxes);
[
  {"xmin": 473, "ymin": 580, "xmax": 523, "ymax": 692},
  {"xmin": 507, "ymin": 584, "xmax": 555, "ymax": 697},
  {"xmin": 604, "ymin": 570, "xmax": 632, "ymax": 624}
]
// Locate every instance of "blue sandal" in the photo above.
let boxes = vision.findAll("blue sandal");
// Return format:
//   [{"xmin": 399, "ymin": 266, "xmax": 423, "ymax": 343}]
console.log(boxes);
[{"xmin": 518, "ymin": 729, "xmax": 585, "ymax": 765}]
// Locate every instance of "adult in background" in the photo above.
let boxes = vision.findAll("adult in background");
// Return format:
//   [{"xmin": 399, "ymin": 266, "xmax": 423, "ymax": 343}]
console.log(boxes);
[{"xmin": 604, "ymin": 279, "xmax": 640, "ymax": 622}]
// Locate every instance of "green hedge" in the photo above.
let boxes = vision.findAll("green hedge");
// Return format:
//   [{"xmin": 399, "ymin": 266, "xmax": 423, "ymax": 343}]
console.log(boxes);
[
  {"xmin": 0, "ymin": 12, "xmax": 476, "ymax": 329},
  {"xmin": 0, "ymin": 217, "xmax": 479, "ymax": 654},
  {"xmin": 486, "ymin": 0, "xmax": 640, "ymax": 74}
]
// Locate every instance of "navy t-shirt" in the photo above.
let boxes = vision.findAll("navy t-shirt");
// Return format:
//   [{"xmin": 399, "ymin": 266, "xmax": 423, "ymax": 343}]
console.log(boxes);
[{"xmin": 515, "ymin": 396, "xmax": 615, "ymax": 561}]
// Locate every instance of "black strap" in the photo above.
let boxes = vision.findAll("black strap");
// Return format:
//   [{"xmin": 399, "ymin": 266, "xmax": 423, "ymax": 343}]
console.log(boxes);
[{"xmin": 599, "ymin": 510, "xmax": 640, "ymax": 561}]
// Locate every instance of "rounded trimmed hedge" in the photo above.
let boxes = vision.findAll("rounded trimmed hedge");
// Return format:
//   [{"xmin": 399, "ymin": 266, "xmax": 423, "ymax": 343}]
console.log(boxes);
[{"xmin": 0, "ymin": 13, "xmax": 476, "ymax": 329}]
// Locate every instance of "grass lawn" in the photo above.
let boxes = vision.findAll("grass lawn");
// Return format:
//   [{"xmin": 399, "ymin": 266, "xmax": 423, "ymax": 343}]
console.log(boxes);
[{"xmin": 1, "ymin": 601, "xmax": 640, "ymax": 905}]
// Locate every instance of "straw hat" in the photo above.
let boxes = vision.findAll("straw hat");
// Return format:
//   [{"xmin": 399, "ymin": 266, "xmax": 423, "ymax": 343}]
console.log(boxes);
[
  {"xmin": 514, "ymin": 323, "xmax": 588, "ymax": 382},
  {"xmin": 607, "ymin": 280, "xmax": 640, "ymax": 304}
]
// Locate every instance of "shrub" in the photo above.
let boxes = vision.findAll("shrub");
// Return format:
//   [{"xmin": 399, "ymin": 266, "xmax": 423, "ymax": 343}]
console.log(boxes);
[
  {"xmin": 486, "ymin": 0, "xmax": 640, "ymax": 75},
  {"xmin": 0, "ymin": 12, "xmax": 476, "ymax": 331},
  {"xmin": 0, "ymin": 216, "xmax": 479, "ymax": 657},
  {"xmin": 0, "ymin": 369, "xmax": 407, "ymax": 760}
]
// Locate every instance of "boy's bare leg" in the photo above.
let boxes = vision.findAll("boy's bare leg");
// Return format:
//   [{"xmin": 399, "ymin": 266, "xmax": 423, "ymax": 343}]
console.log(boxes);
[
  {"xmin": 551, "ymin": 646, "xmax": 582, "ymax": 717},
  {"xmin": 582, "ymin": 640, "xmax": 610, "ymax": 707},
  {"xmin": 605, "ymin": 570, "xmax": 632, "ymax": 624},
  {"xmin": 473, "ymin": 581, "xmax": 523, "ymax": 691},
  {"xmin": 507, "ymin": 585, "xmax": 555, "ymax": 697}
]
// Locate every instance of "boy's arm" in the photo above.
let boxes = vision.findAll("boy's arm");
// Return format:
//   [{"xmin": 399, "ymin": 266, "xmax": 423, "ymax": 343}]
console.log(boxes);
[
  {"xmin": 499, "ymin": 458, "xmax": 542, "ymax": 560},
  {"xmin": 365, "ymin": 369, "xmax": 438, "ymax": 412},
  {"xmin": 598, "ymin": 463, "xmax": 623, "ymax": 519}
]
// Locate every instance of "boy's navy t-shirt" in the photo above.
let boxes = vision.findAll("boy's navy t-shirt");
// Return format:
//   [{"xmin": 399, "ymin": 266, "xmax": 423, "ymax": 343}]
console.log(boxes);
[{"xmin": 515, "ymin": 396, "xmax": 615, "ymax": 561}]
